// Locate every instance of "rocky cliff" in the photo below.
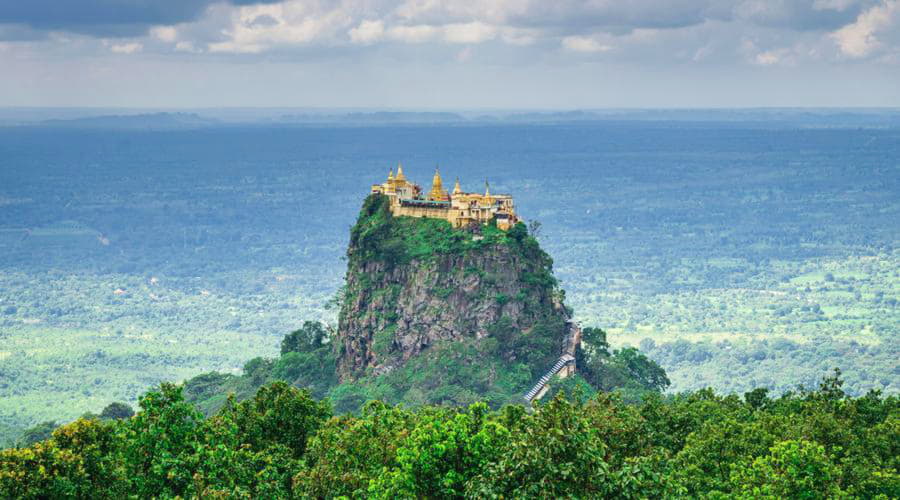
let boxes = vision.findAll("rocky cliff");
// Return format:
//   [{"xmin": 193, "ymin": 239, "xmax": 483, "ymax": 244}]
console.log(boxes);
[{"xmin": 336, "ymin": 194, "xmax": 579, "ymax": 382}]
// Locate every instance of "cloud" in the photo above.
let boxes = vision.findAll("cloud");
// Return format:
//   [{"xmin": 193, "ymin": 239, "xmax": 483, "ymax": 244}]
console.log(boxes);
[
  {"xmin": 393, "ymin": 0, "xmax": 732, "ymax": 32},
  {"xmin": 3, "ymin": 0, "xmax": 899, "ymax": 70},
  {"xmin": 754, "ymin": 48, "xmax": 790, "ymax": 65},
  {"xmin": 151, "ymin": 26, "xmax": 178, "ymax": 43},
  {"xmin": 443, "ymin": 22, "xmax": 496, "ymax": 44},
  {"xmin": 348, "ymin": 18, "xmax": 501, "ymax": 47},
  {"xmin": 174, "ymin": 41, "xmax": 200, "ymax": 53},
  {"xmin": 247, "ymin": 14, "xmax": 280, "ymax": 28},
  {"xmin": 387, "ymin": 24, "xmax": 438, "ymax": 43},
  {"xmin": 0, "ymin": 0, "xmax": 281, "ymax": 37},
  {"xmin": 830, "ymin": 0, "xmax": 899, "ymax": 57},
  {"xmin": 110, "ymin": 42, "xmax": 143, "ymax": 54},
  {"xmin": 0, "ymin": 23, "xmax": 46, "ymax": 41},
  {"xmin": 206, "ymin": 2, "xmax": 352, "ymax": 54},
  {"xmin": 349, "ymin": 20, "xmax": 385, "ymax": 44},
  {"xmin": 734, "ymin": 0, "xmax": 876, "ymax": 31},
  {"xmin": 561, "ymin": 36, "xmax": 613, "ymax": 53}
]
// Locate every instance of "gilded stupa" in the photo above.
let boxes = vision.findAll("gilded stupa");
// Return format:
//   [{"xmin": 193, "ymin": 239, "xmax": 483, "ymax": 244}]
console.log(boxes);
[{"xmin": 371, "ymin": 164, "xmax": 519, "ymax": 230}]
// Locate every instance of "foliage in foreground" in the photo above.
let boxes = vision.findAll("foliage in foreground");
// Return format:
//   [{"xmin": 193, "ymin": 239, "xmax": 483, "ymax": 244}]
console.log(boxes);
[
  {"xmin": 183, "ymin": 321, "xmax": 670, "ymax": 417},
  {"xmin": 2, "ymin": 371, "xmax": 897, "ymax": 499}
]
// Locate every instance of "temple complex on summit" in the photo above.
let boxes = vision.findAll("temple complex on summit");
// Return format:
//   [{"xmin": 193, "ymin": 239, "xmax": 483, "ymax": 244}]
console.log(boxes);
[{"xmin": 371, "ymin": 164, "xmax": 519, "ymax": 230}]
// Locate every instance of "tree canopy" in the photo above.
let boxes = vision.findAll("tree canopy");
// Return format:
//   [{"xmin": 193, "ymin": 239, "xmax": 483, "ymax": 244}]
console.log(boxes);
[{"xmin": 2, "ymin": 370, "xmax": 896, "ymax": 498}]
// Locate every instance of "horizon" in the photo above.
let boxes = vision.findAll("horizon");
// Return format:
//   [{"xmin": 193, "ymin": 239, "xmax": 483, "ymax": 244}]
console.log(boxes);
[{"xmin": 3, "ymin": 105, "xmax": 900, "ymax": 125}]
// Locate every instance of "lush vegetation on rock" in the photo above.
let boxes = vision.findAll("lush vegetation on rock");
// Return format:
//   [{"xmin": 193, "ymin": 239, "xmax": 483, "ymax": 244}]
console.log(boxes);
[
  {"xmin": 181, "ymin": 319, "xmax": 668, "ymax": 417},
  {"xmin": 3, "ymin": 370, "xmax": 896, "ymax": 498},
  {"xmin": 349, "ymin": 193, "xmax": 553, "ymax": 271},
  {"xmin": 336, "ymin": 193, "xmax": 573, "ymax": 399}
]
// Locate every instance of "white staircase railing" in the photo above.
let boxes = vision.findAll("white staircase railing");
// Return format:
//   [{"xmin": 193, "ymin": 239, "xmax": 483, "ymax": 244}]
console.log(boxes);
[{"xmin": 523, "ymin": 354, "xmax": 575, "ymax": 403}]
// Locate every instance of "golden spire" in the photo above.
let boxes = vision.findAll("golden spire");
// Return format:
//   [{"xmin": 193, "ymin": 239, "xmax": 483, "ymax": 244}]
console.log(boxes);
[
  {"xmin": 429, "ymin": 166, "xmax": 449, "ymax": 201},
  {"xmin": 395, "ymin": 163, "xmax": 406, "ymax": 181},
  {"xmin": 453, "ymin": 177, "xmax": 462, "ymax": 195},
  {"xmin": 388, "ymin": 168, "xmax": 394, "ymax": 181},
  {"xmin": 484, "ymin": 180, "xmax": 494, "ymax": 205},
  {"xmin": 432, "ymin": 167, "xmax": 443, "ymax": 189}
]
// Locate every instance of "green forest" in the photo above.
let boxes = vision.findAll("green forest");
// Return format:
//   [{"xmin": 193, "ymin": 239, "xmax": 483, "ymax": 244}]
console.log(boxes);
[{"xmin": 2, "ymin": 369, "xmax": 897, "ymax": 498}]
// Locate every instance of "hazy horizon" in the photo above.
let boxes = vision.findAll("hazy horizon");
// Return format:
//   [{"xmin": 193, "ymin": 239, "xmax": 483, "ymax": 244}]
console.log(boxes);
[{"xmin": 2, "ymin": 105, "xmax": 900, "ymax": 125}]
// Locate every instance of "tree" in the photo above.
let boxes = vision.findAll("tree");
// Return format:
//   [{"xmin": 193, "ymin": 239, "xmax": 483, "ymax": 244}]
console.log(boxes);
[
  {"xmin": 370, "ymin": 403, "xmax": 508, "ymax": 498},
  {"xmin": 468, "ymin": 394, "xmax": 676, "ymax": 497},
  {"xmin": 581, "ymin": 326, "xmax": 610, "ymax": 357},
  {"xmin": 242, "ymin": 356, "xmax": 273, "ymax": 385},
  {"xmin": 295, "ymin": 401, "xmax": 416, "ymax": 498},
  {"xmin": 214, "ymin": 381, "xmax": 330, "ymax": 459},
  {"xmin": 467, "ymin": 395, "xmax": 613, "ymax": 497},
  {"xmin": 0, "ymin": 418, "xmax": 126, "ymax": 498},
  {"xmin": 17, "ymin": 421, "xmax": 57, "ymax": 447},
  {"xmin": 744, "ymin": 388, "xmax": 771, "ymax": 410},
  {"xmin": 527, "ymin": 220, "xmax": 543, "ymax": 239},
  {"xmin": 280, "ymin": 320, "xmax": 329, "ymax": 355},
  {"xmin": 100, "ymin": 402, "xmax": 134, "ymax": 420},
  {"xmin": 611, "ymin": 348, "xmax": 671, "ymax": 392},
  {"xmin": 730, "ymin": 439, "xmax": 844, "ymax": 499},
  {"xmin": 189, "ymin": 382, "xmax": 330, "ymax": 497},
  {"xmin": 119, "ymin": 383, "xmax": 205, "ymax": 498},
  {"xmin": 3, "ymin": 371, "xmax": 897, "ymax": 498}
]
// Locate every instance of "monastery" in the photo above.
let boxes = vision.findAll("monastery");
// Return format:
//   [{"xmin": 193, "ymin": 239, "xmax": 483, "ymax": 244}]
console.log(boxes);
[{"xmin": 371, "ymin": 164, "xmax": 519, "ymax": 230}]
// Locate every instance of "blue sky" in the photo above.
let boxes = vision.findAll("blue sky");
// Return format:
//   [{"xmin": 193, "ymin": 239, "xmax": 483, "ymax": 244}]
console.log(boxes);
[{"xmin": 2, "ymin": 0, "xmax": 899, "ymax": 108}]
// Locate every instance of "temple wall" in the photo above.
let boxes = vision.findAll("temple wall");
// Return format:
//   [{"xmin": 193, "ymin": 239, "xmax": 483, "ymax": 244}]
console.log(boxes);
[{"xmin": 393, "ymin": 205, "xmax": 452, "ymax": 220}]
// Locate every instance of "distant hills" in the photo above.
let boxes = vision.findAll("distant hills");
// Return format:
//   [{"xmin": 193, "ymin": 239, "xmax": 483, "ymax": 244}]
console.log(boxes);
[
  {"xmin": 2, "ymin": 107, "xmax": 899, "ymax": 129},
  {"xmin": 38, "ymin": 112, "xmax": 220, "ymax": 130}
]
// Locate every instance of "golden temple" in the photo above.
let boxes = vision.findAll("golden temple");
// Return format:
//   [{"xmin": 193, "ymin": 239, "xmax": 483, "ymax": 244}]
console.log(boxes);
[{"xmin": 371, "ymin": 164, "xmax": 519, "ymax": 230}]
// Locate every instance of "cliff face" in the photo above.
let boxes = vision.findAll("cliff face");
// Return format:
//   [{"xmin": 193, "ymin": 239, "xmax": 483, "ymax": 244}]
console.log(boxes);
[{"xmin": 336, "ymin": 195, "xmax": 577, "ymax": 381}]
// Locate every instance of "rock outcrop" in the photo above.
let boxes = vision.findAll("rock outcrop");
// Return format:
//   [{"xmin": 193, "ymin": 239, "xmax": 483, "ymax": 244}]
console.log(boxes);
[{"xmin": 335, "ymin": 194, "xmax": 577, "ymax": 381}]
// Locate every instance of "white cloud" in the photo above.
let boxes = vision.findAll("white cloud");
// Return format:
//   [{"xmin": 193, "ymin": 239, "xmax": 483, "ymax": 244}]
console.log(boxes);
[
  {"xmin": 349, "ymin": 20, "xmax": 384, "ymax": 44},
  {"xmin": 831, "ymin": 0, "xmax": 899, "ymax": 57},
  {"xmin": 388, "ymin": 24, "xmax": 438, "ymax": 43},
  {"xmin": 562, "ymin": 36, "xmax": 612, "ymax": 53},
  {"xmin": 151, "ymin": 26, "xmax": 178, "ymax": 43},
  {"xmin": 208, "ymin": 40, "xmax": 264, "ymax": 53},
  {"xmin": 9, "ymin": 0, "xmax": 898, "ymax": 70},
  {"xmin": 110, "ymin": 42, "xmax": 143, "ymax": 54},
  {"xmin": 207, "ymin": 1, "xmax": 353, "ymax": 53},
  {"xmin": 443, "ymin": 22, "xmax": 497, "ymax": 44},
  {"xmin": 755, "ymin": 48, "xmax": 784, "ymax": 64},
  {"xmin": 175, "ymin": 41, "xmax": 201, "ymax": 53},
  {"xmin": 500, "ymin": 26, "xmax": 538, "ymax": 46}
]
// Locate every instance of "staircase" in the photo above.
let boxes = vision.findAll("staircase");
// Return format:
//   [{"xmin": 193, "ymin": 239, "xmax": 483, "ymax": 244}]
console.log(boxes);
[{"xmin": 523, "ymin": 354, "xmax": 576, "ymax": 403}]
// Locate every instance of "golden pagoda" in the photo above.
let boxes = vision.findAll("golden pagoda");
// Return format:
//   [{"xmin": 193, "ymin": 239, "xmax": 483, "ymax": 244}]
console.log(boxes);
[
  {"xmin": 370, "ymin": 165, "xmax": 518, "ymax": 230},
  {"xmin": 428, "ymin": 167, "xmax": 450, "ymax": 201}
]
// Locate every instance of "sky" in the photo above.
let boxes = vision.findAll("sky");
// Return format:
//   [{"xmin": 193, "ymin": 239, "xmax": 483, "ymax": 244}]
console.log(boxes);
[{"xmin": 2, "ymin": 0, "xmax": 900, "ymax": 109}]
